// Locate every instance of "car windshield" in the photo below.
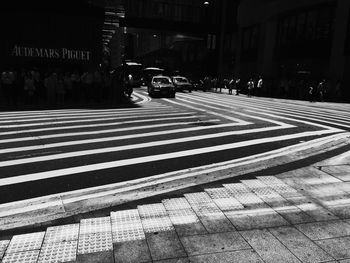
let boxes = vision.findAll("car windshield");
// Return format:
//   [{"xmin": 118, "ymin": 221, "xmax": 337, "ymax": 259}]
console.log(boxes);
[
  {"xmin": 174, "ymin": 77, "xmax": 188, "ymax": 83},
  {"xmin": 153, "ymin": 77, "xmax": 171, "ymax": 84}
]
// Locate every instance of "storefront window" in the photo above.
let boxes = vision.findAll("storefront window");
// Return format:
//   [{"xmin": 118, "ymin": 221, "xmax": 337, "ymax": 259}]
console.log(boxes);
[
  {"xmin": 305, "ymin": 10, "xmax": 317, "ymax": 40},
  {"xmin": 277, "ymin": 3, "xmax": 334, "ymax": 47},
  {"xmin": 296, "ymin": 13, "xmax": 306, "ymax": 40}
]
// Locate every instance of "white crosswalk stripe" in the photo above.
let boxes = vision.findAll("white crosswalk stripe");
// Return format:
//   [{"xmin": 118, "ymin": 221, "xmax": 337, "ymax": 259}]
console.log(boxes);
[{"xmin": 0, "ymin": 89, "xmax": 348, "ymax": 204}]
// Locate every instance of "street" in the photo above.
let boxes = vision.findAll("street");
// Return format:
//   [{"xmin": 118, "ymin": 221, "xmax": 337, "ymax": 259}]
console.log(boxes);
[{"xmin": 0, "ymin": 88, "xmax": 349, "ymax": 204}]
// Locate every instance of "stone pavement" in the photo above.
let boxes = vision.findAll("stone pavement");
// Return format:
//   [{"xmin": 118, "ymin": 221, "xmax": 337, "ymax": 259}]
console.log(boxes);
[{"xmin": 1, "ymin": 151, "xmax": 350, "ymax": 263}]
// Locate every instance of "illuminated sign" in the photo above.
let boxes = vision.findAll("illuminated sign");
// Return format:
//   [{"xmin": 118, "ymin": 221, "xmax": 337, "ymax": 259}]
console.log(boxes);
[{"xmin": 11, "ymin": 45, "xmax": 91, "ymax": 61}]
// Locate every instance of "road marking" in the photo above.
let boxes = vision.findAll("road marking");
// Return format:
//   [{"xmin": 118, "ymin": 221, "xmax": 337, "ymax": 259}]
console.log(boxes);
[
  {"xmin": 0, "ymin": 124, "xmax": 294, "ymax": 164},
  {"xmin": 183, "ymin": 93, "xmax": 344, "ymax": 131},
  {"xmin": 0, "ymin": 119, "xmax": 221, "ymax": 144},
  {"xmin": 0, "ymin": 112, "xmax": 198, "ymax": 128},
  {"xmin": 133, "ymin": 90, "xmax": 151, "ymax": 104},
  {"xmin": 172, "ymin": 95, "xmax": 300, "ymax": 127},
  {"xmin": 0, "ymin": 129, "xmax": 338, "ymax": 185},
  {"xmin": 198, "ymin": 92, "xmax": 350, "ymax": 121},
  {"xmin": 0, "ymin": 115, "xmax": 205, "ymax": 136},
  {"xmin": 163, "ymin": 98, "xmax": 251, "ymax": 124},
  {"xmin": 1, "ymin": 132, "xmax": 346, "ymax": 210},
  {"xmin": 0, "ymin": 108, "xmax": 178, "ymax": 122},
  {"xmin": 0, "ymin": 105, "xmax": 169, "ymax": 118}
]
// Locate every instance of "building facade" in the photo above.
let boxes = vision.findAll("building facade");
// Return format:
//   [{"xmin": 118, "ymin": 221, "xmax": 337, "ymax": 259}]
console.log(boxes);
[
  {"xmin": 0, "ymin": 1, "xmax": 104, "ymax": 72},
  {"xmin": 106, "ymin": 0, "xmax": 238, "ymax": 79},
  {"xmin": 236, "ymin": 0, "xmax": 350, "ymax": 101}
]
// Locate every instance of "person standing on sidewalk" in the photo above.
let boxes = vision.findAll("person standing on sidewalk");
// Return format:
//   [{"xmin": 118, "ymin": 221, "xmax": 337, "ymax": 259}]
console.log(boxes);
[
  {"xmin": 228, "ymin": 78, "xmax": 234, "ymax": 95},
  {"xmin": 1, "ymin": 69, "xmax": 15, "ymax": 107},
  {"xmin": 318, "ymin": 79, "xmax": 326, "ymax": 102},
  {"xmin": 308, "ymin": 85, "xmax": 315, "ymax": 102},
  {"xmin": 247, "ymin": 78, "xmax": 254, "ymax": 97},
  {"xmin": 235, "ymin": 78, "xmax": 240, "ymax": 95},
  {"xmin": 257, "ymin": 76, "xmax": 263, "ymax": 97}
]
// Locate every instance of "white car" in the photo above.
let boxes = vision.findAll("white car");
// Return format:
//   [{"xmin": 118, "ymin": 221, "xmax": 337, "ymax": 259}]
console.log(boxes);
[{"xmin": 148, "ymin": 76, "xmax": 176, "ymax": 98}]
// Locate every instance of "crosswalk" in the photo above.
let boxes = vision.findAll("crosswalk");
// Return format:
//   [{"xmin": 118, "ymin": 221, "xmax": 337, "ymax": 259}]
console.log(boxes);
[{"xmin": 0, "ymin": 89, "xmax": 349, "ymax": 204}]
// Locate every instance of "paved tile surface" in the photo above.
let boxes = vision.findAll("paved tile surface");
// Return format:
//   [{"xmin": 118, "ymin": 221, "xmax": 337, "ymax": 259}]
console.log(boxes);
[
  {"xmin": 180, "ymin": 232, "xmax": 249, "ymax": 256},
  {"xmin": 2, "ymin": 165, "xmax": 350, "ymax": 263},
  {"xmin": 269, "ymin": 226, "xmax": 334, "ymax": 263},
  {"xmin": 315, "ymin": 236, "xmax": 350, "ymax": 260},
  {"xmin": 241, "ymin": 229, "xmax": 301, "ymax": 263}
]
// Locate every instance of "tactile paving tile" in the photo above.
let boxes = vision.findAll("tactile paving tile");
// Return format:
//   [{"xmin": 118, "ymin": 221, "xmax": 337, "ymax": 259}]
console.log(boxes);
[
  {"xmin": 6, "ymin": 232, "xmax": 45, "ymax": 253},
  {"xmin": 2, "ymin": 250, "xmax": 40, "ymax": 263},
  {"xmin": 162, "ymin": 198, "xmax": 192, "ymax": 211},
  {"xmin": 205, "ymin": 188, "xmax": 244, "ymax": 211},
  {"xmin": 44, "ymin": 224, "xmax": 80, "ymax": 244},
  {"xmin": 78, "ymin": 232, "xmax": 113, "ymax": 255},
  {"xmin": 112, "ymin": 225, "xmax": 145, "ymax": 243},
  {"xmin": 38, "ymin": 240, "xmax": 77, "ymax": 263},
  {"xmin": 224, "ymin": 183, "xmax": 264, "ymax": 206},
  {"xmin": 257, "ymin": 176, "xmax": 299, "ymax": 195},
  {"xmin": 213, "ymin": 198, "xmax": 244, "ymax": 211},
  {"xmin": 205, "ymin": 187, "xmax": 233, "ymax": 199},
  {"xmin": 193, "ymin": 204, "xmax": 224, "ymax": 218},
  {"xmin": 80, "ymin": 223, "xmax": 111, "ymax": 235},
  {"xmin": 111, "ymin": 209, "xmax": 141, "ymax": 224},
  {"xmin": 167, "ymin": 209, "xmax": 200, "ymax": 225},
  {"xmin": 184, "ymin": 192, "xmax": 213, "ymax": 206},
  {"xmin": 0, "ymin": 240, "xmax": 10, "ymax": 259},
  {"xmin": 141, "ymin": 217, "xmax": 174, "ymax": 233},
  {"xmin": 80, "ymin": 216, "xmax": 111, "ymax": 226},
  {"xmin": 242, "ymin": 180, "xmax": 281, "ymax": 197},
  {"xmin": 224, "ymin": 183, "xmax": 252, "ymax": 195},
  {"xmin": 111, "ymin": 209, "xmax": 146, "ymax": 242},
  {"xmin": 80, "ymin": 217, "xmax": 111, "ymax": 235},
  {"xmin": 138, "ymin": 203, "xmax": 168, "ymax": 218}
]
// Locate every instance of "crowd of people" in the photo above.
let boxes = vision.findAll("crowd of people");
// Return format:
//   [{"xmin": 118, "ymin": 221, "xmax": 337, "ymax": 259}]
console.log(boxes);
[
  {"xmin": 198, "ymin": 75, "xmax": 340, "ymax": 102},
  {"xmin": 0, "ymin": 68, "xmax": 345, "ymax": 109},
  {"xmin": 0, "ymin": 68, "xmax": 114, "ymax": 109}
]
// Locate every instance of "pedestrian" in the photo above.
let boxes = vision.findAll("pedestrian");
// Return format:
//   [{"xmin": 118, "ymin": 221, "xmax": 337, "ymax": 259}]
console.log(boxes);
[
  {"xmin": 55, "ymin": 73, "xmax": 65, "ymax": 106},
  {"xmin": 24, "ymin": 71, "xmax": 36, "ymax": 106},
  {"xmin": 317, "ymin": 79, "xmax": 326, "ymax": 102},
  {"xmin": 257, "ymin": 76, "xmax": 263, "ymax": 97},
  {"xmin": 247, "ymin": 78, "xmax": 254, "ymax": 97},
  {"xmin": 71, "ymin": 71, "xmax": 81, "ymax": 104},
  {"xmin": 228, "ymin": 78, "xmax": 234, "ymax": 95},
  {"xmin": 213, "ymin": 78, "xmax": 218, "ymax": 92},
  {"xmin": 235, "ymin": 78, "xmax": 240, "ymax": 95},
  {"xmin": 1, "ymin": 69, "xmax": 15, "ymax": 107},
  {"xmin": 308, "ymin": 85, "xmax": 314, "ymax": 102},
  {"xmin": 203, "ymin": 76, "xmax": 210, "ymax": 92}
]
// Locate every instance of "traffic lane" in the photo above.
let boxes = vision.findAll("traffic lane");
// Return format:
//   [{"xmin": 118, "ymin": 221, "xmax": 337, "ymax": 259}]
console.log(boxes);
[
  {"xmin": 0, "ymin": 134, "xmax": 335, "ymax": 203},
  {"xmin": 0, "ymin": 125, "xmax": 320, "ymax": 177},
  {"xmin": 0, "ymin": 122, "xmax": 259, "ymax": 154}
]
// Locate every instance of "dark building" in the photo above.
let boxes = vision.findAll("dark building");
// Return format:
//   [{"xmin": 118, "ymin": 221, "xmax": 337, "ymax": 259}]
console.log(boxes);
[
  {"xmin": 105, "ymin": 0, "xmax": 239, "ymax": 79},
  {"xmin": 0, "ymin": 1, "xmax": 105, "ymax": 72},
  {"xmin": 236, "ymin": 0, "xmax": 350, "ymax": 101}
]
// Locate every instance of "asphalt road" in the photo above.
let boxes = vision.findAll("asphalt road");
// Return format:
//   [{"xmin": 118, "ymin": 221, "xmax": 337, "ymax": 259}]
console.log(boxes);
[{"xmin": 0, "ymin": 88, "xmax": 349, "ymax": 203}]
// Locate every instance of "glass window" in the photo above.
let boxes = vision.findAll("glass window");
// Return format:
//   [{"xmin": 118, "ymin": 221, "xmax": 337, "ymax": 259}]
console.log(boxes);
[
  {"xmin": 296, "ymin": 13, "xmax": 306, "ymax": 40},
  {"xmin": 251, "ymin": 26, "xmax": 258, "ymax": 48},
  {"xmin": 306, "ymin": 10, "xmax": 317, "ymax": 40},
  {"xmin": 287, "ymin": 16, "xmax": 296, "ymax": 41},
  {"xmin": 242, "ymin": 29, "xmax": 250, "ymax": 50},
  {"xmin": 316, "ymin": 7, "xmax": 332, "ymax": 40}
]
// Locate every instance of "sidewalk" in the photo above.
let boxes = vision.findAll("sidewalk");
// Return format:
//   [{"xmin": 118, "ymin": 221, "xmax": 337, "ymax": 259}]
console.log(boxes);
[{"xmin": 1, "ymin": 144, "xmax": 350, "ymax": 262}]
